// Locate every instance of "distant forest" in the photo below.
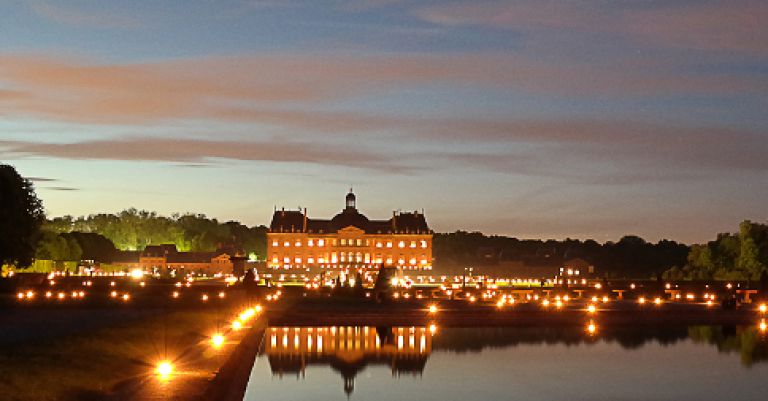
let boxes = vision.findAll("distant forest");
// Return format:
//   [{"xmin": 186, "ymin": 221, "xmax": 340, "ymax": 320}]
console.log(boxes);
[{"xmin": 32, "ymin": 209, "xmax": 768, "ymax": 280}]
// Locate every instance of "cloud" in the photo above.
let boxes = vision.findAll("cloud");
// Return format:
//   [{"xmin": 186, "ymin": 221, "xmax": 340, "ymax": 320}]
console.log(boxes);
[
  {"xmin": 44, "ymin": 186, "xmax": 79, "ymax": 191},
  {"xmin": 27, "ymin": 1, "xmax": 141, "ymax": 29},
  {"xmin": 0, "ymin": 52, "xmax": 764, "ymax": 126},
  {"xmin": 0, "ymin": 137, "xmax": 402, "ymax": 172},
  {"xmin": 415, "ymin": 0, "xmax": 768, "ymax": 55},
  {"xmin": 25, "ymin": 176, "xmax": 58, "ymax": 182},
  {"xmin": 2, "ymin": 116, "xmax": 766, "ymax": 184}
]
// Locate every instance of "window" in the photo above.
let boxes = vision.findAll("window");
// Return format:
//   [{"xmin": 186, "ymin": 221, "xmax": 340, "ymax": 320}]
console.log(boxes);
[
  {"xmin": 308, "ymin": 239, "xmax": 314, "ymax": 247},
  {"xmin": 356, "ymin": 239, "xmax": 362, "ymax": 246},
  {"xmin": 295, "ymin": 240, "xmax": 301, "ymax": 247},
  {"xmin": 376, "ymin": 242, "xmax": 382, "ymax": 248},
  {"xmin": 271, "ymin": 256, "xmax": 278, "ymax": 263},
  {"xmin": 398, "ymin": 241, "xmax": 405, "ymax": 248},
  {"xmin": 283, "ymin": 257, "xmax": 290, "ymax": 263},
  {"xmin": 386, "ymin": 241, "xmax": 392, "ymax": 248},
  {"xmin": 318, "ymin": 239, "xmax": 325, "ymax": 247},
  {"xmin": 308, "ymin": 257, "xmax": 314, "ymax": 264},
  {"xmin": 271, "ymin": 241, "xmax": 278, "ymax": 247},
  {"xmin": 341, "ymin": 239, "xmax": 347, "ymax": 246},
  {"xmin": 409, "ymin": 257, "xmax": 417, "ymax": 265},
  {"xmin": 284, "ymin": 241, "xmax": 290, "ymax": 247},
  {"xmin": 386, "ymin": 256, "xmax": 393, "ymax": 264},
  {"xmin": 420, "ymin": 240, "xmax": 427, "ymax": 248},
  {"xmin": 331, "ymin": 253, "xmax": 338, "ymax": 263},
  {"xmin": 410, "ymin": 241, "xmax": 416, "ymax": 248},
  {"xmin": 295, "ymin": 257, "xmax": 302, "ymax": 264}
]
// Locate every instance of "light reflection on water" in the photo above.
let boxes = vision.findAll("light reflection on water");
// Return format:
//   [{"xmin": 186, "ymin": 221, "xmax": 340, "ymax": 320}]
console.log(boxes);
[{"xmin": 243, "ymin": 324, "xmax": 768, "ymax": 401}]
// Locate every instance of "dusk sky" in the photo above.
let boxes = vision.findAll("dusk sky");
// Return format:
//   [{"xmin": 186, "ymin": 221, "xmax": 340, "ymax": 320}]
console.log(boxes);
[{"xmin": 1, "ymin": 0, "xmax": 767, "ymax": 243}]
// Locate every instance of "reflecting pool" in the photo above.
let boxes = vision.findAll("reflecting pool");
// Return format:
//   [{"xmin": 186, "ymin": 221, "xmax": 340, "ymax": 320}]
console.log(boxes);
[{"xmin": 243, "ymin": 324, "xmax": 768, "ymax": 401}]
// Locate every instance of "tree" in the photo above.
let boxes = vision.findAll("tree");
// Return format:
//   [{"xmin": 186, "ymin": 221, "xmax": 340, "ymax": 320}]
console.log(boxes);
[
  {"xmin": 738, "ymin": 220, "xmax": 764, "ymax": 278},
  {"xmin": 0, "ymin": 164, "xmax": 45, "ymax": 267}
]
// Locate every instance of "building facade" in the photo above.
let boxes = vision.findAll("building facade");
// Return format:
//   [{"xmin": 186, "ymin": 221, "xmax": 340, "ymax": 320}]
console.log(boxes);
[{"xmin": 267, "ymin": 191, "xmax": 433, "ymax": 271}]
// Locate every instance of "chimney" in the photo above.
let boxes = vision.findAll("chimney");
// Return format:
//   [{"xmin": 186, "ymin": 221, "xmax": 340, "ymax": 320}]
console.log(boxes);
[{"xmin": 303, "ymin": 208, "xmax": 308, "ymax": 232}]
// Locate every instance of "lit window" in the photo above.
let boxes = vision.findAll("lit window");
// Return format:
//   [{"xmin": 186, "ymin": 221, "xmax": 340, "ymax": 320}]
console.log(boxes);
[
  {"xmin": 341, "ymin": 239, "xmax": 347, "ymax": 246},
  {"xmin": 340, "ymin": 254, "xmax": 346, "ymax": 262},
  {"xmin": 295, "ymin": 257, "xmax": 302, "ymax": 264},
  {"xmin": 356, "ymin": 252, "xmax": 362, "ymax": 262},
  {"xmin": 283, "ymin": 257, "xmax": 290, "ymax": 263},
  {"xmin": 272, "ymin": 241, "xmax": 278, "ymax": 247},
  {"xmin": 364, "ymin": 253, "xmax": 370, "ymax": 263},
  {"xmin": 420, "ymin": 240, "xmax": 427, "ymax": 248},
  {"xmin": 295, "ymin": 240, "xmax": 301, "ymax": 247},
  {"xmin": 272, "ymin": 257, "xmax": 278, "ymax": 263},
  {"xmin": 308, "ymin": 239, "xmax": 314, "ymax": 247},
  {"xmin": 308, "ymin": 257, "xmax": 314, "ymax": 264},
  {"xmin": 318, "ymin": 257, "xmax": 325, "ymax": 263},
  {"xmin": 386, "ymin": 241, "xmax": 392, "ymax": 248},
  {"xmin": 398, "ymin": 258, "xmax": 405, "ymax": 265},
  {"xmin": 356, "ymin": 239, "xmax": 362, "ymax": 246},
  {"xmin": 318, "ymin": 239, "xmax": 325, "ymax": 247},
  {"xmin": 376, "ymin": 242, "xmax": 382, "ymax": 248},
  {"xmin": 331, "ymin": 253, "xmax": 338, "ymax": 263},
  {"xmin": 410, "ymin": 241, "xmax": 416, "ymax": 248},
  {"xmin": 421, "ymin": 259, "xmax": 428, "ymax": 265},
  {"xmin": 386, "ymin": 257, "xmax": 393, "ymax": 264},
  {"xmin": 409, "ymin": 258, "xmax": 417, "ymax": 265},
  {"xmin": 398, "ymin": 241, "xmax": 405, "ymax": 248}
]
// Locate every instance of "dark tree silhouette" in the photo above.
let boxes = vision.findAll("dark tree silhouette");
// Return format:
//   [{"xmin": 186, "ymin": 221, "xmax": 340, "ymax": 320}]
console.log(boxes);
[{"xmin": 0, "ymin": 164, "xmax": 45, "ymax": 267}]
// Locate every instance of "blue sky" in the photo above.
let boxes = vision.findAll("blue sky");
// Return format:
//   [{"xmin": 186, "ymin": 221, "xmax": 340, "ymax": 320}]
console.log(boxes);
[{"xmin": 1, "ymin": 0, "xmax": 767, "ymax": 243}]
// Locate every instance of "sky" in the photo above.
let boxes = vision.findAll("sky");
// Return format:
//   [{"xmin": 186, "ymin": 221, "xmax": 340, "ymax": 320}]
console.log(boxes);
[{"xmin": 1, "ymin": 0, "xmax": 767, "ymax": 244}]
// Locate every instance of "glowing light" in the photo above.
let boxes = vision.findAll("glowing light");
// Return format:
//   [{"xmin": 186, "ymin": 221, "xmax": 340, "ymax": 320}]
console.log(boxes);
[
  {"xmin": 428, "ymin": 304, "xmax": 438, "ymax": 314},
  {"xmin": 201, "ymin": 294, "xmax": 209, "ymax": 301},
  {"xmin": 555, "ymin": 300, "xmax": 563, "ymax": 308},
  {"xmin": 121, "ymin": 293, "xmax": 130, "ymax": 301},
  {"xmin": 591, "ymin": 296, "xmax": 598, "ymax": 302},
  {"xmin": 469, "ymin": 296, "xmax": 476, "ymax": 303},
  {"xmin": 706, "ymin": 300, "xmax": 713, "ymax": 307},
  {"xmin": 594, "ymin": 283, "xmax": 602, "ymax": 290},
  {"xmin": 110, "ymin": 291, "xmax": 118, "ymax": 298},
  {"xmin": 542, "ymin": 299, "xmax": 550, "ymax": 307},
  {"xmin": 654, "ymin": 297, "xmax": 662, "ymax": 305},
  {"xmin": 156, "ymin": 361, "xmax": 173, "ymax": 378},
  {"xmin": 45, "ymin": 291, "xmax": 52, "ymax": 298},
  {"xmin": 760, "ymin": 320, "xmax": 767, "ymax": 332},
  {"xmin": 211, "ymin": 334, "xmax": 225, "ymax": 348},
  {"xmin": 57, "ymin": 292, "xmax": 65, "ymax": 300},
  {"xmin": 587, "ymin": 321, "xmax": 597, "ymax": 335},
  {"xmin": 218, "ymin": 292, "xmax": 226, "ymax": 299},
  {"xmin": 638, "ymin": 297, "xmax": 646, "ymax": 304},
  {"xmin": 130, "ymin": 269, "xmax": 143, "ymax": 280},
  {"xmin": 602, "ymin": 296, "xmax": 609, "ymax": 303},
  {"xmin": 429, "ymin": 324, "xmax": 438, "ymax": 335},
  {"xmin": 496, "ymin": 299, "xmax": 505, "ymax": 308},
  {"xmin": 172, "ymin": 291, "xmax": 179, "ymax": 298},
  {"xmin": 232, "ymin": 321, "xmax": 242, "ymax": 330},
  {"xmin": 255, "ymin": 305, "xmax": 263, "ymax": 313},
  {"xmin": 587, "ymin": 304, "xmax": 596, "ymax": 314},
  {"xmin": 17, "ymin": 292, "xmax": 24, "ymax": 300},
  {"xmin": 759, "ymin": 304, "xmax": 767, "ymax": 314}
]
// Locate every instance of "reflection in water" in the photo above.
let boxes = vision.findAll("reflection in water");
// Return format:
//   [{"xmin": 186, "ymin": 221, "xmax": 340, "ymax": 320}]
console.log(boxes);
[
  {"xmin": 265, "ymin": 326, "xmax": 433, "ymax": 396},
  {"xmin": 262, "ymin": 322, "xmax": 768, "ymax": 397}
]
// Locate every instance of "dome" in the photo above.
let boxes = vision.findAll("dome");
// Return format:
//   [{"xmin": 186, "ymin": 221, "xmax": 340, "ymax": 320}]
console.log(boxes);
[{"xmin": 329, "ymin": 209, "xmax": 369, "ymax": 232}]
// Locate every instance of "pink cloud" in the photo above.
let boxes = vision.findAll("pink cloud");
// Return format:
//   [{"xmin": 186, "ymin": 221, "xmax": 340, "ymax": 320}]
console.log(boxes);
[{"xmin": 1, "ymin": 52, "xmax": 764, "ymax": 126}]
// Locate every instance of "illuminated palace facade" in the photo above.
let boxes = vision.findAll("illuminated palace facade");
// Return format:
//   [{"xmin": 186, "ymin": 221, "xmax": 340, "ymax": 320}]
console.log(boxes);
[{"xmin": 267, "ymin": 191, "xmax": 432, "ymax": 271}]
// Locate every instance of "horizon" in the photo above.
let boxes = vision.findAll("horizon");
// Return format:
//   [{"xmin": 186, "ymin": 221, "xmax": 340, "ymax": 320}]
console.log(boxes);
[{"xmin": 2, "ymin": 1, "xmax": 767, "ymax": 244}]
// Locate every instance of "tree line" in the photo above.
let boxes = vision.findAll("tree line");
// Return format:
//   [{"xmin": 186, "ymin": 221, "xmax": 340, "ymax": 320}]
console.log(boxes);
[
  {"xmin": 433, "ymin": 231, "xmax": 690, "ymax": 278},
  {"xmin": 665, "ymin": 220, "xmax": 768, "ymax": 280}
]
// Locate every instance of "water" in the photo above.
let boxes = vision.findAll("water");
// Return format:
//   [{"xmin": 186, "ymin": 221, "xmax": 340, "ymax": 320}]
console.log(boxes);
[{"xmin": 243, "ymin": 324, "xmax": 768, "ymax": 401}]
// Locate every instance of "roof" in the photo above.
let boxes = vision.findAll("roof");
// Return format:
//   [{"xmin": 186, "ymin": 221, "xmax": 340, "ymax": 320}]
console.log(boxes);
[
  {"xmin": 270, "ymin": 192, "xmax": 431, "ymax": 234},
  {"xmin": 270, "ymin": 210, "xmax": 430, "ymax": 234}
]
